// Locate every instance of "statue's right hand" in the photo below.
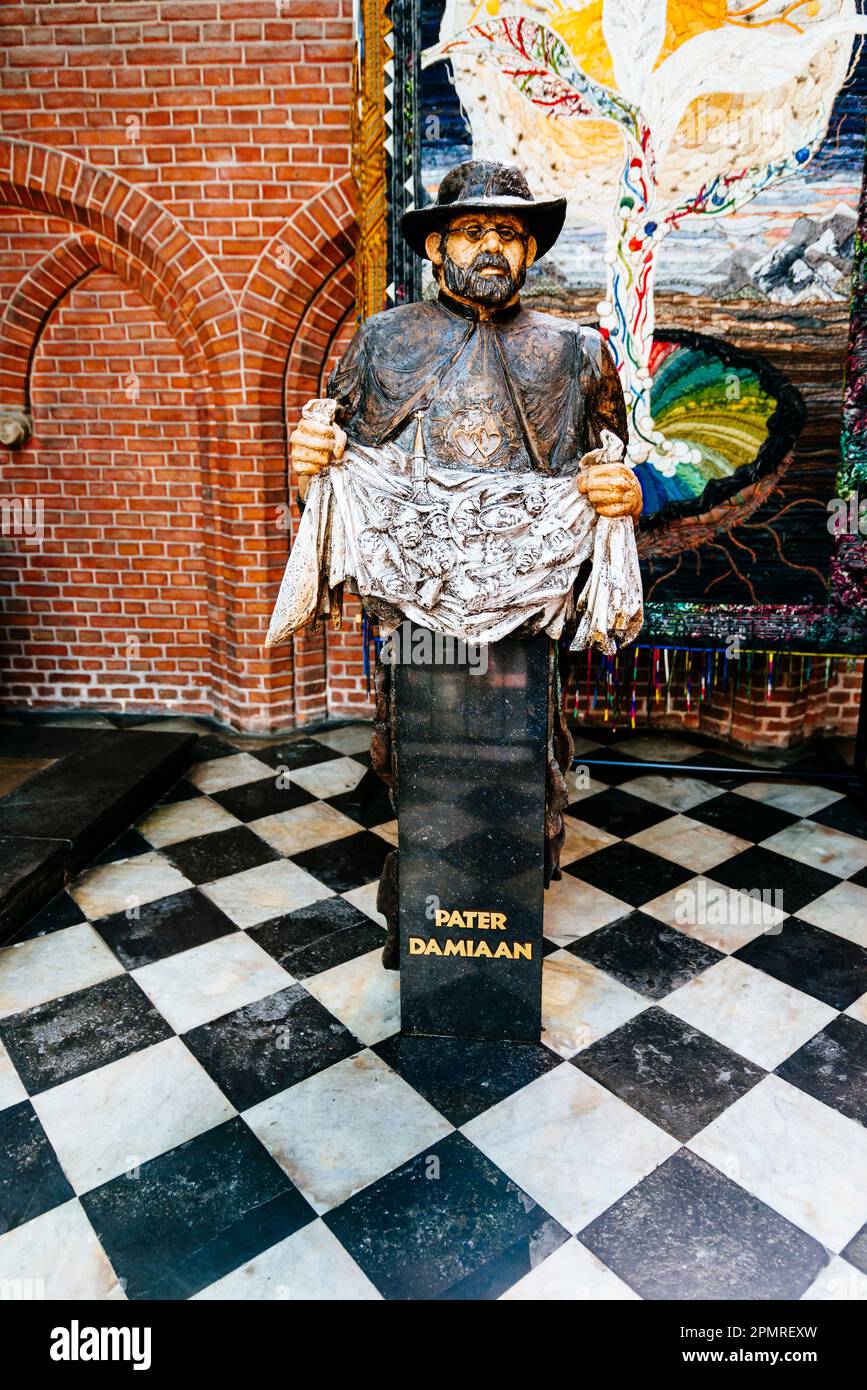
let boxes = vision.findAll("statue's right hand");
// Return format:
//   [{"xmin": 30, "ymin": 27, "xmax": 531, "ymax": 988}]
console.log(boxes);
[{"xmin": 290, "ymin": 416, "xmax": 347, "ymax": 476}]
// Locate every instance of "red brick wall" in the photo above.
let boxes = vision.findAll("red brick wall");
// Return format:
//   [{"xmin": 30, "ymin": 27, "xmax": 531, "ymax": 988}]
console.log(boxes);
[
  {"xmin": 0, "ymin": 0, "xmax": 362, "ymax": 731},
  {"xmin": 1, "ymin": 268, "xmax": 210, "ymax": 709}
]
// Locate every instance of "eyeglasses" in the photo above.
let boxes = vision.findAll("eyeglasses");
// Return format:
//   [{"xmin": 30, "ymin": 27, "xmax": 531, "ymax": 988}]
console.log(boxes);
[{"xmin": 445, "ymin": 222, "xmax": 527, "ymax": 244}]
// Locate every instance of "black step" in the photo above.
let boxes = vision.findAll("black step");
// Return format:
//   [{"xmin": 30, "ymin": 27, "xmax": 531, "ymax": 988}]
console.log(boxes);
[{"xmin": 0, "ymin": 729, "xmax": 197, "ymax": 943}]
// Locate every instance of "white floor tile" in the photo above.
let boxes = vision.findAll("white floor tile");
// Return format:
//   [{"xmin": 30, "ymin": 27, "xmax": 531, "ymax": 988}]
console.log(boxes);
[
  {"xmin": 732, "ymin": 781, "xmax": 842, "ymax": 817},
  {"xmin": 628, "ymin": 815, "xmax": 750, "ymax": 873},
  {"xmin": 313, "ymin": 725, "xmax": 373, "ymax": 755},
  {"xmin": 373, "ymin": 820, "xmax": 399, "ymax": 847},
  {"xmin": 761, "ymin": 820, "xmax": 867, "ymax": 880},
  {"xmin": 690, "ymin": 1075, "xmax": 867, "ymax": 1252},
  {"xmin": 846, "ymin": 991, "xmax": 867, "ymax": 1025},
  {"xmin": 132, "ymin": 933, "xmax": 293, "ymax": 1033},
  {"xmin": 642, "ymin": 876, "xmax": 783, "ymax": 953},
  {"xmin": 193, "ymin": 1219, "xmax": 381, "ymax": 1300},
  {"xmin": 801, "ymin": 1256, "xmax": 867, "ymax": 1301},
  {"xmin": 558, "ymin": 815, "xmax": 619, "ymax": 866},
  {"xmin": 251, "ymin": 802, "xmax": 360, "ymax": 857},
  {"xmin": 290, "ymin": 757, "xmax": 367, "ymax": 799},
  {"xmin": 0, "ymin": 1200, "xmax": 125, "ymax": 1299},
  {"xmin": 70, "ymin": 853, "xmax": 192, "ymax": 920},
  {"xmin": 795, "ymin": 881, "xmax": 867, "ymax": 948},
  {"xmin": 188, "ymin": 753, "xmax": 273, "ymax": 794},
  {"xmin": 623, "ymin": 774, "xmax": 722, "ymax": 813},
  {"xmin": 542, "ymin": 951, "xmax": 647, "ymax": 1059},
  {"xmin": 662, "ymin": 956, "xmax": 836, "ymax": 1070},
  {"xmin": 244, "ymin": 1050, "xmax": 451, "ymax": 1214},
  {"xmin": 0, "ymin": 1040, "xmax": 26, "ymax": 1109},
  {"xmin": 137, "ymin": 797, "xmax": 241, "ymax": 847},
  {"xmin": 342, "ymin": 881, "xmax": 387, "ymax": 926},
  {"xmin": 543, "ymin": 874, "xmax": 631, "ymax": 945},
  {"xmin": 201, "ymin": 859, "xmax": 333, "ymax": 929},
  {"xmin": 0, "ymin": 924, "xmax": 123, "ymax": 1019},
  {"xmin": 563, "ymin": 768, "xmax": 609, "ymax": 803},
  {"xmin": 462, "ymin": 1064, "xmax": 678, "ymax": 1235},
  {"xmin": 303, "ymin": 949, "xmax": 399, "ymax": 1046},
  {"xmin": 33, "ymin": 1037, "xmax": 233, "ymax": 1194},
  {"xmin": 618, "ymin": 736, "xmax": 701, "ymax": 763},
  {"xmin": 500, "ymin": 1236, "xmax": 639, "ymax": 1300}
]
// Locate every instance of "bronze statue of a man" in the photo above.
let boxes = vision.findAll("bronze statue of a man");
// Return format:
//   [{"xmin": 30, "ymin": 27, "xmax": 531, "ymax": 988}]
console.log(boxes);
[{"xmin": 288, "ymin": 160, "xmax": 642, "ymax": 968}]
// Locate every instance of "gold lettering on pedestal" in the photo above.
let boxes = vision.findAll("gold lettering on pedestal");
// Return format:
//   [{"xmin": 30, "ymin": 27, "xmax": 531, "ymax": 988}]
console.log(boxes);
[{"xmin": 410, "ymin": 905, "xmax": 531, "ymax": 960}]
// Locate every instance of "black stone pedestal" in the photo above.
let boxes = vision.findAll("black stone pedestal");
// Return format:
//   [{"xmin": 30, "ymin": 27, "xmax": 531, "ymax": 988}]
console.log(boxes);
[{"xmin": 395, "ymin": 627, "xmax": 548, "ymax": 1042}]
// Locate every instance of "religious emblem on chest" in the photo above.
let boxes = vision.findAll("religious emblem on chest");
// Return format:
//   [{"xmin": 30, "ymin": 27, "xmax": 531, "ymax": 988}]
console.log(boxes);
[{"xmin": 426, "ymin": 386, "xmax": 525, "ymax": 470}]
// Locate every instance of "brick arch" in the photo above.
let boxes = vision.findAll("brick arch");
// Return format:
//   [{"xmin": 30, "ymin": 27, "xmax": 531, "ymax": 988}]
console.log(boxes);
[
  {"xmin": 0, "ymin": 142, "xmax": 243, "ymax": 722},
  {"xmin": 0, "ymin": 232, "xmax": 211, "ymax": 415},
  {"xmin": 240, "ymin": 173, "xmax": 357, "ymax": 414},
  {"xmin": 238, "ymin": 176, "xmax": 358, "ymax": 726},
  {"xmin": 0, "ymin": 139, "xmax": 238, "ymax": 387},
  {"xmin": 283, "ymin": 256, "xmax": 358, "ymax": 724}
]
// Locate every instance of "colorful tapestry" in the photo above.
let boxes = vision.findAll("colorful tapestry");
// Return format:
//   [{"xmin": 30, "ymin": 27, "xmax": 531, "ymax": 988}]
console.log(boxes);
[{"xmin": 356, "ymin": 1, "xmax": 867, "ymax": 651}]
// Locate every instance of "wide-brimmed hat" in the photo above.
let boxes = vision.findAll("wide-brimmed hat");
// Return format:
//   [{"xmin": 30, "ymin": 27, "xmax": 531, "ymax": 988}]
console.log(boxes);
[{"xmin": 401, "ymin": 160, "xmax": 567, "ymax": 261}]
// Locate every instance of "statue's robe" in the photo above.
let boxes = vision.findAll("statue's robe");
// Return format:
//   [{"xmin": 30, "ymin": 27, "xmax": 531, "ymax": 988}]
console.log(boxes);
[
  {"xmin": 326, "ymin": 290, "xmax": 629, "ymax": 969},
  {"xmin": 328, "ymin": 290, "xmax": 627, "ymax": 474}
]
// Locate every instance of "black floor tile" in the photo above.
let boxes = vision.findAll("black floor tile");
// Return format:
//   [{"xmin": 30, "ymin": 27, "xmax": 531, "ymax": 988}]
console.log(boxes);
[
  {"xmin": 162, "ymin": 826, "xmax": 279, "ymax": 886},
  {"xmin": 189, "ymin": 735, "xmax": 237, "ymax": 763},
  {"xmin": 710, "ymin": 846, "xmax": 839, "ymax": 916},
  {"xmin": 81, "ymin": 1116, "xmax": 315, "ymax": 1299},
  {"xmin": 571, "ymin": 756, "xmax": 643, "ymax": 787},
  {"xmin": 289, "ymin": 830, "xmax": 390, "ymax": 894},
  {"xmin": 324, "ymin": 1130, "xmax": 569, "ymax": 1300},
  {"xmin": 92, "ymin": 888, "xmax": 237, "ymax": 970},
  {"xmin": 566, "ymin": 842, "xmax": 693, "ymax": 907},
  {"xmin": 0, "ymin": 1101, "xmax": 74, "ymax": 1234},
  {"xmin": 209, "ymin": 777, "xmax": 314, "ymax": 822},
  {"xmin": 91, "ymin": 828, "xmax": 152, "ymax": 866},
  {"xmin": 157, "ymin": 778, "xmax": 200, "ymax": 806},
  {"xmin": 182, "ymin": 984, "xmax": 361, "ymax": 1110},
  {"xmin": 776, "ymin": 1014, "xmax": 867, "ymax": 1126},
  {"xmin": 568, "ymin": 787, "xmax": 670, "ymax": 839},
  {"xmin": 374, "ymin": 1034, "xmax": 561, "ymax": 1126},
  {"xmin": 679, "ymin": 751, "xmax": 754, "ymax": 776},
  {"xmin": 843, "ymin": 1224, "xmax": 867, "ymax": 1277},
  {"xmin": 326, "ymin": 768, "xmax": 394, "ymax": 828},
  {"xmin": 568, "ymin": 912, "xmax": 723, "ymax": 1000},
  {"xmin": 0, "ymin": 974, "xmax": 173, "ymax": 1095},
  {"xmin": 254, "ymin": 739, "xmax": 341, "ymax": 773},
  {"xmin": 580, "ymin": 1148, "xmax": 828, "ymax": 1300},
  {"xmin": 15, "ymin": 890, "xmax": 85, "ymax": 941},
  {"xmin": 735, "ymin": 917, "xmax": 867, "ymax": 1010},
  {"xmin": 248, "ymin": 896, "xmax": 384, "ymax": 979},
  {"xmin": 688, "ymin": 791, "xmax": 799, "ymax": 844},
  {"xmin": 572, "ymin": 1006, "xmax": 764, "ymax": 1142},
  {"xmin": 809, "ymin": 797, "xmax": 867, "ymax": 840}
]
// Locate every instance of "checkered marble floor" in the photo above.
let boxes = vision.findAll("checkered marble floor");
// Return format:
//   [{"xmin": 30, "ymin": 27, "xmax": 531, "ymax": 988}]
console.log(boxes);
[{"xmin": 3, "ymin": 716, "xmax": 867, "ymax": 1301}]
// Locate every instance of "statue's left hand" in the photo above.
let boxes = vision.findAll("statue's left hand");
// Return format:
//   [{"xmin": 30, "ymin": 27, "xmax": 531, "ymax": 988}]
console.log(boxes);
[{"xmin": 578, "ymin": 460, "xmax": 642, "ymax": 519}]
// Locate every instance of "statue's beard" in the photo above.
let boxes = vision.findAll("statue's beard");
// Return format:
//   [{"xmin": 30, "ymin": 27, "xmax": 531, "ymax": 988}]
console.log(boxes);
[{"xmin": 441, "ymin": 249, "xmax": 523, "ymax": 304}]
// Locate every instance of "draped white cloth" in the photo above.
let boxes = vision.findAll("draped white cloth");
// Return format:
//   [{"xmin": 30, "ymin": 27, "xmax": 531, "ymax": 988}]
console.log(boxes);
[{"xmin": 266, "ymin": 442, "xmax": 643, "ymax": 652}]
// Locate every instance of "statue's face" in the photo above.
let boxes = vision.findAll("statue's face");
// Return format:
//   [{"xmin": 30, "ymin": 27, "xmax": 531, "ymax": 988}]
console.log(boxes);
[{"xmin": 426, "ymin": 212, "xmax": 536, "ymax": 306}]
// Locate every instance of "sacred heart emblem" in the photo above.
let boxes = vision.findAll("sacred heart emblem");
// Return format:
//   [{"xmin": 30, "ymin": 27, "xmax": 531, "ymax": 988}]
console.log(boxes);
[{"xmin": 451, "ymin": 409, "xmax": 502, "ymax": 461}]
